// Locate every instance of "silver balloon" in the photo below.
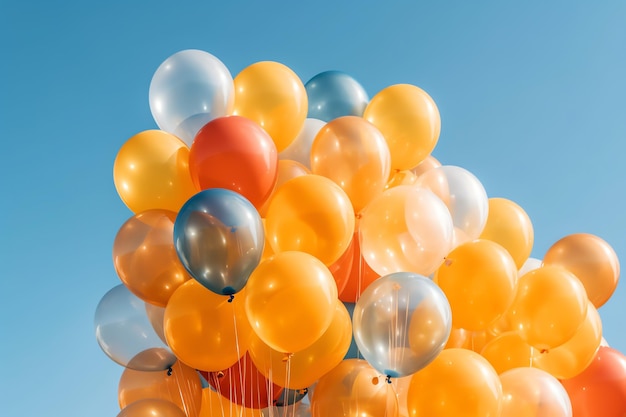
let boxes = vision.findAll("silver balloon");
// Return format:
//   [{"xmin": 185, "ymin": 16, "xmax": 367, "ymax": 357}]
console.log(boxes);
[{"xmin": 353, "ymin": 272, "xmax": 451, "ymax": 378}]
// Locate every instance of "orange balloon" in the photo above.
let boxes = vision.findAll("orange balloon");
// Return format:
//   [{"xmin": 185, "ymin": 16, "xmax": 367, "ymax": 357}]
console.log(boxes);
[
  {"xmin": 198, "ymin": 388, "xmax": 264, "ymax": 417},
  {"xmin": 411, "ymin": 155, "xmax": 441, "ymax": 177},
  {"xmin": 118, "ymin": 399, "xmax": 188, "ymax": 417},
  {"xmin": 249, "ymin": 299, "xmax": 352, "ymax": 389},
  {"xmin": 364, "ymin": 84, "xmax": 441, "ymax": 171},
  {"xmin": 338, "ymin": 230, "xmax": 381, "ymax": 303},
  {"xmin": 118, "ymin": 360, "xmax": 203, "ymax": 417},
  {"xmin": 244, "ymin": 251, "xmax": 338, "ymax": 353},
  {"xmin": 311, "ymin": 359, "xmax": 398, "ymax": 417},
  {"xmin": 233, "ymin": 61, "xmax": 308, "ymax": 152},
  {"xmin": 113, "ymin": 130, "xmax": 198, "ymax": 214},
  {"xmin": 407, "ymin": 348, "xmax": 502, "ymax": 417},
  {"xmin": 258, "ymin": 159, "xmax": 310, "ymax": 217},
  {"xmin": 533, "ymin": 302, "xmax": 602, "ymax": 379},
  {"xmin": 164, "ymin": 280, "xmax": 252, "ymax": 371},
  {"xmin": 480, "ymin": 331, "xmax": 535, "ymax": 375},
  {"xmin": 310, "ymin": 115, "xmax": 391, "ymax": 213},
  {"xmin": 113, "ymin": 210, "xmax": 192, "ymax": 307},
  {"xmin": 479, "ymin": 198, "xmax": 534, "ymax": 269},
  {"xmin": 327, "ymin": 234, "xmax": 356, "ymax": 296},
  {"xmin": 264, "ymin": 174, "xmax": 355, "ymax": 266},
  {"xmin": 385, "ymin": 169, "xmax": 418, "ymax": 189},
  {"xmin": 543, "ymin": 233, "xmax": 620, "ymax": 308},
  {"xmin": 508, "ymin": 265, "xmax": 588, "ymax": 350},
  {"xmin": 435, "ymin": 239, "xmax": 518, "ymax": 330}
]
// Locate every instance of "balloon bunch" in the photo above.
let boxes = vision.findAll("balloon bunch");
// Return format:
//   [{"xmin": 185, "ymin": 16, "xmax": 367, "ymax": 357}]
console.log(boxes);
[{"xmin": 95, "ymin": 49, "xmax": 626, "ymax": 417}]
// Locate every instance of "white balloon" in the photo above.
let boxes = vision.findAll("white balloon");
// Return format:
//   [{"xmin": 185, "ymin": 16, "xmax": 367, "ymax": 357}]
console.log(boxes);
[{"xmin": 279, "ymin": 118, "xmax": 325, "ymax": 169}]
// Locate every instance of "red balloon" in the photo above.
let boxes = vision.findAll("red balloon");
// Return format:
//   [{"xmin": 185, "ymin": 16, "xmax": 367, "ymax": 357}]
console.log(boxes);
[
  {"xmin": 199, "ymin": 352, "xmax": 283, "ymax": 409},
  {"xmin": 189, "ymin": 116, "xmax": 278, "ymax": 210},
  {"xmin": 327, "ymin": 234, "xmax": 355, "ymax": 296},
  {"xmin": 338, "ymin": 231, "xmax": 381, "ymax": 303},
  {"xmin": 561, "ymin": 347, "xmax": 626, "ymax": 417}
]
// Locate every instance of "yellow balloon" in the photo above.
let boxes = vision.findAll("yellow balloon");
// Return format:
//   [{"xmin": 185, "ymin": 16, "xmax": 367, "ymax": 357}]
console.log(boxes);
[
  {"xmin": 533, "ymin": 302, "xmax": 602, "ymax": 379},
  {"xmin": 244, "ymin": 251, "xmax": 338, "ymax": 353},
  {"xmin": 310, "ymin": 115, "xmax": 391, "ymax": 213},
  {"xmin": 164, "ymin": 280, "xmax": 252, "ymax": 371},
  {"xmin": 265, "ymin": 174, "xmax": 355, "ymax": 266},
  {"xmin": 407, "ymin": 348, "xmax": 502, "ymax": 417},
  {"xmin": 311, "ymin": 359, "xmax": 398, "ymax": 417},
  {"xmin": 435, "ymin": 239, "xmax": 518, "ymax": 330},
  {"xmin": 479, "ymin": 197, "xmax": 534, "ymax": 269},
  {"xmin": 508, "ymin": 265, "xmax": 588, "ymax": 351},
  {"xmin": 233, "ymin": 61, "xmax": 307, "ymax": 152},
  {"xmin": 249, "ymin": 299, "xmax": 352, "ymax": 389},
  {"xmin": 113, "ymin": 130, "xmax": 198, "ymax": 214},
  {"xmin": 364, "ymin": 84, "xmax": 440, "ymax": 171},
  {"xmin": 480, "ymin": 331, "xmax": 535, "ymax": 375}
]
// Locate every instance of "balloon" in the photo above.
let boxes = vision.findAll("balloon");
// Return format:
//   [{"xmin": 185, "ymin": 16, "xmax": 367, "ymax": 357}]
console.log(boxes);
[
  {"xmin": 533, "ymin": 302, "xmax": 602, "ymax": 379},
  {"xmin": 561, "ymin": 347, "xmax": 626, "ymax": 417},
  {"xmin": 518, "ymin": 256, "xmax": 542, "ymax": 276},
  {"xmin": 326, "ymin": 235, "xmax": 355, "ymax": 297},
  {"xmin": 407, "ymin": 348, "xmax": 502, "ymax": 417},
  {"xmin": 244, "ymin": 251, "xmax": 338, "ymax": 353},
  {"xmin": 249, "ymin": 299, "xmax": 352, "ymax": 389},
  {"xmin": 279, "ymin": 118, "xmax": 326, "ymax": 169},
  {"xmin": 198, "ymin": 388, "xmax": 265, "ymax": 417},
  {"xmin": 364, "ymin": 83, "xmax": 440, "ymax": 171},
  {"xmin": 353, "ymin": 272, "xmax": 451, "ymax": 378},
  {"xmin": 543, "ymin": 233, "xmax": 620, "ymax": 308},
  {"xmin": 359, "ymin": 185, "xmax": 454, "ymax": 276},
  {"xmin": 385, "ymin": 170, "xmax": 418, "ymax": 189},
  {"xmin": 264, "ymin": 175, "xmax": 355, "ymax": 266},
  {"xmin": 149, "ymin": 49, "xmax": 234, "ymax": 147},
  {"xmin": 304, "ymin": 71, "xmax": 369, "ymax": 121},
  {"xmin": 479, "ymin": 197, "xmax": 534, "ymax": 269},
  {"xmin": 480, "ymin": 331, "xmax": 535, "ymax": 374},
  {"xmin": 95, "ymin": 284, "xmax": 176, "ymax": 371},
  {"xmin": 435, "ymin": 239, "xmax": 517, "ymax": 330},
  {"xmin": 337, "ymin": 230, "xmax": 381, "ymax": 303},
  {"xmin": 113, "ymin": 130, "xmax": 198, "ymax": 214},
  {"xmin": 258, "ymin": 159, "xmax": 311, "ymax": 218},
  {"xmin": 310, "ymin": 115, "xmax": 391, "ymax": 213},
  {"xmin": 173, "ymin": 188, "xmax": 264, "ymax": 295},
  {"xmin": 499, "ymin": 367, "xmax": 572, "ymax": 417},
  {"xmin": 118, "ymin": 360, "xmax": 203, "ymax": 417},
  {"xmin": 411, "ymin": 155, "xmax": 441, "ymax": 177},
  {"xmin": 310, "ymin": 359, "xmax": 398, "ymax": 417},
  {"xmin": 203, "ymin": 353, "xmax": 283, "ymax": 409},
  {"xmin": 164, "ymin": 280, "xmax": 252, "ymax": 371},
  {"xmin": 233, "ymin": 61, "xmax": 307, "ymax": 152},
  {"xmin": 113, "ymin": 209, "xmax": 191, "ymax": 307},
  {"xmin": 415, "ymin": 165, "xmax": 489, "ymax": 242},
  {"xmin": 145, "ymin": 302, "xmax": 168, "ymax": 345},
  {"xmin": 188, "ymin": 115, "xmax": 278, "ymax": 210},
  {"xmin": 118, "ymin": 398, "xmax": 188, "ymax": 417},
  {"xmin": 508, "ymin": 265, "xmax": 588, "ymax": 351}
]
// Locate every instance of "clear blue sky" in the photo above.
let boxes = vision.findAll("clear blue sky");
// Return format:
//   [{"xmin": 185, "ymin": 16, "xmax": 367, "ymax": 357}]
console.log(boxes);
[{"xmin": 2, "ymin": 1, "xmax": 625, "ymax": 416}]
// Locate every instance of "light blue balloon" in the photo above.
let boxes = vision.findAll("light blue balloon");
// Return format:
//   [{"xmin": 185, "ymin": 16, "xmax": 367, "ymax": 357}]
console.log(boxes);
[
  {"xmin": 305, "ymin": 71, "xmax": 369, "ymax": 121},
  {"xmin": 353, "ymin": 272, "xmax": 451, "ymax": 378},
  {"xmin": 174, "ymin": 188, "xmax": 264, "ymax": 296}
]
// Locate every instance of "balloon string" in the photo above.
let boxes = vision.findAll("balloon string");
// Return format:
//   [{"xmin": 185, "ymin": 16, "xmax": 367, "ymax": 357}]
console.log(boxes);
[
  {"xmin": 530, "ymin": 346, "xmax": 534, "ymax": 367},
  {"xmin": 231, "ymin": 302, "xmax": 246, "ymax": 410}
]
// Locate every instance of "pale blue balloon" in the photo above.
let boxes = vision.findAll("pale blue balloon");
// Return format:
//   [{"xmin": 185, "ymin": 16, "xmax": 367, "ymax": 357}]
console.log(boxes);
[
  {"xmin": 305, "ymin": 71, "xmax": 369, "ymax": 121},
  {"xmin": 173, "ymin": 188, "xmax": 264, "ymax": 296},
  {"xmin": 353, "ymin": 272, "xmax": 451, "ymax": 378}
]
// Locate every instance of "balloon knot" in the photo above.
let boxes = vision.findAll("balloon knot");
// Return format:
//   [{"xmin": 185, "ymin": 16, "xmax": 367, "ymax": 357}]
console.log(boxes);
[
  {"xmin": 228, "ymin": 294, "xmax": 234, "ymax": 303},
  {"xmin": 230, "ymin": 226, "xmax": 237, "ymax": 233},
  {"xmin": 167, "ymin": 367, "xmax": 173, "ymax": 376},
  {"xmin": 385, "ymin": 375, "xmax": 392, "ymax": 384},
  {"xmin": 282, "ymin": 353, "xmax": 293, "ymax": 362},
  {"xmin": 444, "ymin": 257, "xmax": 453, "ymax": 266},
  {"xmin": 371, "ymin": 376, "xmax": 379, "ymax": 385},
  {"xmin": 217, "ymin": 371, "xmax": 225, "ymax": 378},
  {"xmin": 540, "ymin": 348, "xmax": 549, "ymax": 354}
]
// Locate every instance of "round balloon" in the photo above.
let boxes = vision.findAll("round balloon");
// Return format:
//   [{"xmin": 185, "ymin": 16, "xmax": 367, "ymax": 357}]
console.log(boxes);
[
  {"xmin": 95, "ymin": 284, "xmax": 176, "ymax": 371},
  {"xmin": 189, "ymin": 115, "xmax": 278, "ymax": 210},
  {"xmin": 149, "ymin": 49, "xmax": 234, "ymax": 146},
  {"xmin": 118, "ymin": 398, "xmax": 188, "ymax": 417},
  {"xmin": 174, "ymin": 188, "xmax": 264, "ymax": 296},
  {"xmin": 305, "ymin": 70, "xmax": 369, "ymax": 121},
  {"xmin": 233, "ymin": 61, "xmax": 307, "ymax": 152},
  {"xmin": 353, "ymin": 272, "xmax": 451, "ymax": 378},
  {"xmin": 113, "ymin": 130, "xmax": 198, "ymax": 214},
  {"xmin": 364, "ymin": 83, "xmax": 440, "ymax": 171}
]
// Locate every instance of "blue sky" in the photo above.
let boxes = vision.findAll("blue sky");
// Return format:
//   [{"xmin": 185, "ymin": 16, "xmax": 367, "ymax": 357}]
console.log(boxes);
[{"xmin": 2, "ymin": 1, "xmax": 625, "ymax": 416}]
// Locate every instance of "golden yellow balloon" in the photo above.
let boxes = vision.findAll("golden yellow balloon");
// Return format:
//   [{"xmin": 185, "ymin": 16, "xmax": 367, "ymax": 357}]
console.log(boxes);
[
  {"xmin": 164, "ymin": 280, "xmax": 252, "ymax": 372},
  {"xmin": 436, "ymin": 239, "xmax": 518, "ymax": 330},
  {"xmin": 479, "ymin": 197, "xmax": 534, "ymax": 269},
  {"xmin": 543, "ymin": 233, "xmax": 620, "ymax": 308},
  {"xmin": 407, "ymin": 348, "xmax": 502, "ymax": 417},
  {"xmin": 265, "ymin": 174, "xmax": 355, "ymax": 266},
  {"xmin": 248, "ymin": 299, "xmax": 352, "ymax": 389},
  {"xmin": 233, "ymin": 61, "xmax": 308, "ymax": 152},
  {"xmin": 508, "ymin": 265, "xmax": 588, "ymax": 351},
  {"xmin": 364, "ymin": 84, "xmax": 440, "ymax": 171},
  {"xmin": 244, "ymin": 251, "xmax": 338, "ymax": 353},
  {"xmin": 113, "ymin": 130, "xmax": 198, "ymax": 214}
]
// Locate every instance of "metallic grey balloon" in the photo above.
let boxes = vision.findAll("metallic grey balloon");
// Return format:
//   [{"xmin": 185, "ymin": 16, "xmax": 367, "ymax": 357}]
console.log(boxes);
[
  {"xmin": 353, "ymin": 272, "xmax": 451, "ymax": 378},
  {"xmin": 174, "ymin": 188, "xmax": 264, "ymax": 295}
]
